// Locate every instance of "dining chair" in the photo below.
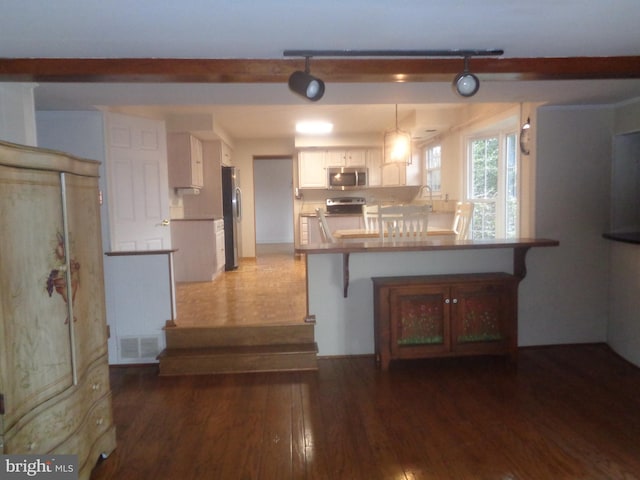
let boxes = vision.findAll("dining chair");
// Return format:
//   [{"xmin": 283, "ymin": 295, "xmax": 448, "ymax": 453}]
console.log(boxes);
[
  {"xmin": 315, "ymin": 208, "xmax": 336, "ymax": 243},
  {"xmin": 362, "ymin": 204, "xmax": 380, "ymax": 232},
  {"xmin": 452, "ymin": 201, "xmax": 474, "ymax": 240},
  {"xmin": 377, "ymin": 204, "xmax": 430, "ymax": 240}
]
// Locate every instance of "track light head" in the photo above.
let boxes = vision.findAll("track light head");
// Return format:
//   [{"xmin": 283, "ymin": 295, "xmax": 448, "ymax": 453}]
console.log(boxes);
[
  {"xmin": 453, "ymin": 71, "xmax": 480, "ymax": 97},
  {"xmin": 288, "ymin": 70, "xmax": 325, "ymax": 101},
  {"xmin": 453, "ymin": 57, "xmax": 480, "ymax": 97}
]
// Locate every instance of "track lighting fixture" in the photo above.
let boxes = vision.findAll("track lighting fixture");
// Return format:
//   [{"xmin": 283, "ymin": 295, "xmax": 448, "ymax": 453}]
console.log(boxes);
[
  {"xmin": 453, "ymin": 57, "xmax": 480, "ymax": 97},
  {"xmin": 288, "ymin": 57, "xmax": 325, "ymax": 102},
  {"xmin": 284, "ymin": 49, "xmax": 502, "ymax": 101}
]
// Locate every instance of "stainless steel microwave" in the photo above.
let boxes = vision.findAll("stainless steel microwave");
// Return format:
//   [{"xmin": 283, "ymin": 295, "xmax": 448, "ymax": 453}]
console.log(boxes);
[{"xmin": 327, "ymin": 167, "xmax": 367, "ymax": 190}]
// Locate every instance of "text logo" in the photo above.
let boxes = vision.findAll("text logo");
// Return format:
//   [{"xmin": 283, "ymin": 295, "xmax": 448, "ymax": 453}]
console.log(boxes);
[{"xmin": 0, "ymin": 455, "xmax": 77, "ymax": 480}]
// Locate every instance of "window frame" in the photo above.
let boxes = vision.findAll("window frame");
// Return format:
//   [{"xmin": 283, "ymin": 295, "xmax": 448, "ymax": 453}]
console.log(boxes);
[
  {"xmin": 464, "ymin": 122, "xmax": 520, "ymax": 239},
  {"xmin": 423, "ymin": 143, "xmax": 442, "ymax": 195}
]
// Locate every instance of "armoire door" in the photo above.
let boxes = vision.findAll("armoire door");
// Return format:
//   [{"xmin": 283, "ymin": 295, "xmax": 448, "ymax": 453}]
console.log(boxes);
[
  {"xmin": 63, "ymin": 172, "xmax": 109, "ymax": 376},
  {"xmin": 0, "ymin": 165, "xmax": 74, "ymax": 430}
]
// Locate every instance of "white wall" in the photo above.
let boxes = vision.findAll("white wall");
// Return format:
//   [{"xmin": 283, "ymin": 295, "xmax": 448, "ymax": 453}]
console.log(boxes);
[
  {"xmin": 0, "ymin": 83, "xmax": 38, "ymax": 145},
  {"xmin": 519, "ymin": 105, "xmax": 613, "ymax": 346},
  {"xmin": 608, "ymin": 99, "xmax": 640, "ymax": 366}
]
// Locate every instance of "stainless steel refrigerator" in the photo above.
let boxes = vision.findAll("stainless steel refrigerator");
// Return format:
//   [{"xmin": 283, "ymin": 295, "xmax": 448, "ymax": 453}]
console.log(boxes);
[{"xmin": 222, "ymin": 166, "xmax": 242, "ymax": 270}]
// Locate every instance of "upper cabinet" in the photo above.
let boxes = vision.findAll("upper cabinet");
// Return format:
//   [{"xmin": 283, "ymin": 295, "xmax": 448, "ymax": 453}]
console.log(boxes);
[
  {"xmin": 367, "ymin": 149, "xmax": 383, "ymax": 187},
  {"xmin": 381, "ymin": 153, "xmax": 421, "ymax": 187},
  {"xmin": 167, "ymin": 132, "xmax": 204, "ymax": 189},
  {"xmin": 298, "ymin": 150, "xmax": 329, "ymax": 189},
  {"xmin": 325, "ymin": 149, "xmax": 367, "ymax": 167},
  {"xmin": 298, "ymin": 148, "xmax": 389, "ymax": 189},
  {"xmin": 220, "ymin": 140, "xmax": 232, "ymax": 166},
  {"xmin": 182, "ymin": 139, "xmax": 230, "ymax": 219}
]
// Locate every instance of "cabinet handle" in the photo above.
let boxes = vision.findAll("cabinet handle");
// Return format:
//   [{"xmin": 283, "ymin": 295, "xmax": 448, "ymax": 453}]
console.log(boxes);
[
  {"xmin": 453, "ymin": 298, "xmax": 458, "ymax": 304},
  {"xmin": 92, "ymin": 382, "xmax": 100, "ymax": 391},
  {"xmin": 96, "ymin": 417, "xmax": 104, "ymax": 426},
  {"xmin": 445, "ymin": 298, "xmax": 450, "ymax": 304}
]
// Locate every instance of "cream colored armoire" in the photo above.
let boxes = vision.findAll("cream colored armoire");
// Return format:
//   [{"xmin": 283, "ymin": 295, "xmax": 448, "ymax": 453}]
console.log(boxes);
[{"xmin": 0, "ymin": 141, "xmax": 116, "ymax": 479}]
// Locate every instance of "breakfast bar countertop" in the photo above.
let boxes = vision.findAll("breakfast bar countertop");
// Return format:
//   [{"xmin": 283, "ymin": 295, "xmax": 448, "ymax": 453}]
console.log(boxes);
[
  {"xmin": 296, "ymin": 237, "xmax": 559, "ymax": 297},
  {"xmin": 295, "ymin": 237, "xmax": 559, "ymax": 255}
]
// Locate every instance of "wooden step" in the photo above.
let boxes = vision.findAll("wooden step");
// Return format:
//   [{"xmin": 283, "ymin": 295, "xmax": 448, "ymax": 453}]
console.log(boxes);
[
  {"xmin": 164, "ymin": 323, "xmax": 315, "ymax": 349},
  {"xmin": 157, "ymin": 343, "xmax": 318, "ymax": 375}
]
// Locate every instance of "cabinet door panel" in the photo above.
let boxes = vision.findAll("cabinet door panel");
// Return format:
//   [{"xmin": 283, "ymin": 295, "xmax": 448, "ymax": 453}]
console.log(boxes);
[
  {"xmin": 298, "ymin": 151, "xmax": 327, "ymax": 188},
  {"xmin": 64, "ymin": 173, "xmax": 108, "ymax": 375},
  {"xmin": 0, "ymin": 166, "xmax": 73, "ymax": 430},
  {"xmin": 389, "ymin": 285, "xmax": 450, "ymax": 357},
  {"xmin": 452, "ymin": 281, "xmax": 514, "ymax": 352}
]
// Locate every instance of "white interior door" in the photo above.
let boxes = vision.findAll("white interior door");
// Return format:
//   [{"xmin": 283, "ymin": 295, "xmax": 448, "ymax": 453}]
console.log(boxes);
[{"xmin": 106, "ymin": 112, "xmax": 171, "ymax": 250}]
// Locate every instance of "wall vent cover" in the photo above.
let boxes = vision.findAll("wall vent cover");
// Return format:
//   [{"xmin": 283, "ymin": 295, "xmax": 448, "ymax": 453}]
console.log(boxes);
[{"xmin": 119, "ymin": 336, "xmax": 161, "ymax": 360}]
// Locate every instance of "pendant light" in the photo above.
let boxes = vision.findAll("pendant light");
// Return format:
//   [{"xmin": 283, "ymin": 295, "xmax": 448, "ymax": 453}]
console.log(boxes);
[{"xmin": 384, "ymin": 105, "xmax": 412, "ymax": 165}]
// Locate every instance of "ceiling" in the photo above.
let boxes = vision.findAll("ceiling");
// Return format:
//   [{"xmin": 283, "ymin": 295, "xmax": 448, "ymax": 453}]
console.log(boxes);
[{"xmin": 3, "ymin": 0, "xmax": 640, "ymax": 141}]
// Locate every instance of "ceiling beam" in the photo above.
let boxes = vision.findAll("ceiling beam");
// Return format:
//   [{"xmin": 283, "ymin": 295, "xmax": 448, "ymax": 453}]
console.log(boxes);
[{"xmin": 0, "ymin": 56, "xmax": 639, "ymax": 83}]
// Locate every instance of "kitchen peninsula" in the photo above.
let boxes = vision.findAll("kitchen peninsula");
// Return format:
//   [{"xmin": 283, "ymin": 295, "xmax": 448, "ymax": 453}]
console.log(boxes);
[{"xmin": 296, "ymin": 237, "xmax": 558, "ymax": 359}]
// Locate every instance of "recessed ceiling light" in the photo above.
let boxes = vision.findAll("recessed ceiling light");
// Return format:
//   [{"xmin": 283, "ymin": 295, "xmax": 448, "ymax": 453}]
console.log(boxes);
[{"xmin": 295, "ymin": 121, "xmax": 333, "ymax": 135}]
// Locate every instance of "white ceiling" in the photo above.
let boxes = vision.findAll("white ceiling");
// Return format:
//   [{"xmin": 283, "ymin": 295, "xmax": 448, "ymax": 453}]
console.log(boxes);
[{"xmin": 3, "ymin": 0, "xmax": 640, "ymax": 141}]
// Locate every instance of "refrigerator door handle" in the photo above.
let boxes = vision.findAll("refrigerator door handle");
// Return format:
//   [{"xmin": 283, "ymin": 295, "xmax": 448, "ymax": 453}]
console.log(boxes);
[{"xmin": 235, "ymin": 187, "xmax": 242, "ymax": 221}]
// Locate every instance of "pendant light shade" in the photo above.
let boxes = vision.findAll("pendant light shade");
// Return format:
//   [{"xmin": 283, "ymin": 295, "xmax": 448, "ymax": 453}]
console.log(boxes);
[{"xmin": 384, "ymin": 105, "xmax": 412, "ymax": 165}]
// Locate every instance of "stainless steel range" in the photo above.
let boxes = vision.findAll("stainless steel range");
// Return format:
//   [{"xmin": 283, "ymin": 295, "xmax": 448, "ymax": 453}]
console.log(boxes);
[{"xmin": 325, "ymin": 197, "xmax": 366, "ymax": 214}]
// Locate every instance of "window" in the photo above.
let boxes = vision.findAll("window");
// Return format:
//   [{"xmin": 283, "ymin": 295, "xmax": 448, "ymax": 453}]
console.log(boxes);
[
  {"xmin": 467, "ymin": 131, "xmax": 518, "ymax": 239},
  {"xmin": 424, "ymin": 145, "xmax": 441, "ymax": 193}
]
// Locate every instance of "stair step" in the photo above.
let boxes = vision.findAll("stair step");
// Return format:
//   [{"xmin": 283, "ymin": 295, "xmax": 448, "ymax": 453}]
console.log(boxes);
[
  {"xmin": 157, "ymin": 343, "xmax": 318, "ymax": 376},
  {"xmin": 165, "ymin": 323, "xmax": 315, "ymax": 349}
]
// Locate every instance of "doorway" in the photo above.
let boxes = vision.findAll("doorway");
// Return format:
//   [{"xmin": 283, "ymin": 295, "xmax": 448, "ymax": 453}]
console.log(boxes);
[{"xmin": 253, "ymin": 157, "xmax": 294, "ymax": 253}]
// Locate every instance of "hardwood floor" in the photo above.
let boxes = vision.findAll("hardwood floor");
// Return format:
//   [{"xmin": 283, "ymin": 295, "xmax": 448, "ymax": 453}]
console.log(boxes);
[
  {"xmin": 174, "ymin": 243, "xmax": 307, "ymax": 327},
  {"xmin": 91, "ymin": 344, "xmax": 640, "ymax": 480}
]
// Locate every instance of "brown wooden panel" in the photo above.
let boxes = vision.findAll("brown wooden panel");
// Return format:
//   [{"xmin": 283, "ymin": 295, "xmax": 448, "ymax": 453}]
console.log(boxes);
[{"xmin": 1, "ymin": 56, "xmax": 640, "ymax": 83}]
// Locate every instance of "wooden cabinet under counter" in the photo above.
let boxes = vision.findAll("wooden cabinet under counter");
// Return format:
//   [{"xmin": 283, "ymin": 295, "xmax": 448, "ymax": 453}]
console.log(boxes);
[{"xmin": 373, "ymin": 273, "xmax": 520, "ymax": 370}]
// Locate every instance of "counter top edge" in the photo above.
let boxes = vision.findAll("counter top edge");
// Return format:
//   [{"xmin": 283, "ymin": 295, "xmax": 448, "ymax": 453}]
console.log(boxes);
[{"xmin": 295, "ymin": 238, "xmax": 559, "ymax": 254}]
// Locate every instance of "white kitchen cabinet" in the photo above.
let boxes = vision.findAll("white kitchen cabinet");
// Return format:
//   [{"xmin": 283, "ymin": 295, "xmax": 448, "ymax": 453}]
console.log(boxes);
[
  {"xmin": 0, "ymin": 141, "xmax": 116, "ymax": 479},
  {"xmin": 325, "ymin": 149, "xmax": 367, "ymax": 167},
  {"xmin": 220, "ymin": 140, "xmax": 232, "ymax": 165},
  {"xmin": 183, "ymin": 139, "xmax": 228, "ymax": 219},
  {"xmin": 366, "ymin": 148, "xmax": 383, "ymax": 186},
  {"xmin": 299, "ymin": 216, "xmax": 310, "ymax": 245},
  {"xmin": 298, "ymin": 150, "xmax": 328, "ymax": 189},
  {"xmin": 167, "ymin": 132, "xmax": 204, "ymax": 188},
  {"xmin": 381, "ymin": 154, "xmax": 421, "ymax": 186},
  {"xmin": 171, "ymin": 219, "xmax": 218, "ymax": 282},
  {"xmin": 215, "ymin": 219, "xmax": 225, "ymax": 273}
]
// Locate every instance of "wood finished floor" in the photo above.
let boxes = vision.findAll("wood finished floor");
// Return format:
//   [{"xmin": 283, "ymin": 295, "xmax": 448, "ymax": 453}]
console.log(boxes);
[
  {"xmin": 91, "ymin": 344, "xmax": 640, "ymax": 480},
  {"xmin": 174, "ymin": 243, "xmax": 307, "ymax": 327}
]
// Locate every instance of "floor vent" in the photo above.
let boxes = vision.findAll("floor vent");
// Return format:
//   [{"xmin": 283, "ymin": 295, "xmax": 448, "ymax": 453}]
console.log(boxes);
[{"xmin": 119, "ymin": 335, "xmax": 162, "ymax": 360}]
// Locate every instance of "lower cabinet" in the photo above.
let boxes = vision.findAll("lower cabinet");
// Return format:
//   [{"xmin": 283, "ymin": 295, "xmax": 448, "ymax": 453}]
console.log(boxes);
[
  {"xmin": 214, "ymin": 219, "xmax": 225, "ymax": 273},
  {"xmin": 372, "ymin": 273, "xmax": 520, "ymax": 370}
]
